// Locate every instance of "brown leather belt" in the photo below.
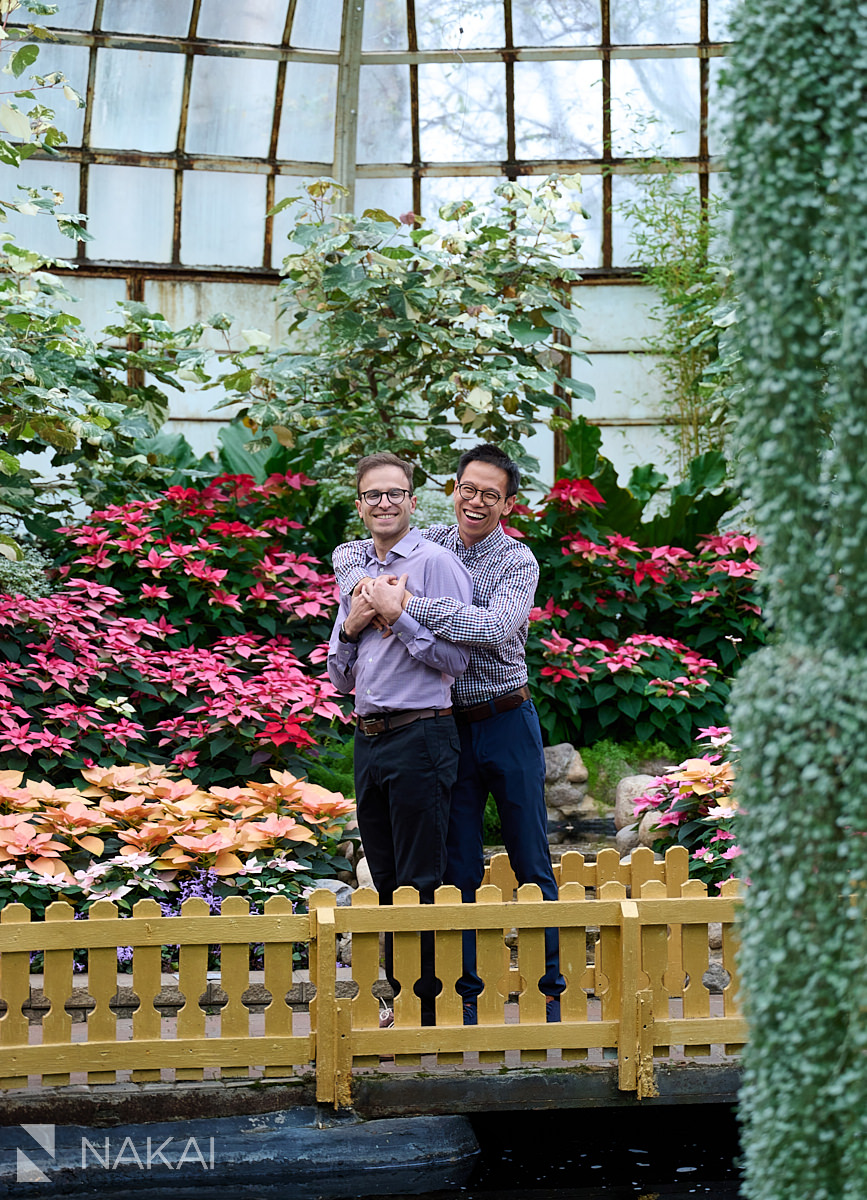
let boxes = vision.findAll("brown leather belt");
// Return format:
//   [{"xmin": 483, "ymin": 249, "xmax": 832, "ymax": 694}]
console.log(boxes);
[
  {"xmin": 455, "ymin": 685, "xmax": 531, "ymax": 724},
  {"xmin": 354, "ymin": 707, "xmax": 452, "ymax": 737}
]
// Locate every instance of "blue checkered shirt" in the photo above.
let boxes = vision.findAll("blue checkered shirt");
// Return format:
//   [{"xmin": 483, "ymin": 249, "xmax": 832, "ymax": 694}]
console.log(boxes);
[{"xmin": 331, "ymin": 523, "xmax": 538, "ymax": 707}]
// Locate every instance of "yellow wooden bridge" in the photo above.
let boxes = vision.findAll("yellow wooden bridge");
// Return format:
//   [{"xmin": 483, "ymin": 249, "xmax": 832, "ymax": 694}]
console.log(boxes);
[{"xmin": 0, "ymin": 847, "xmax": 743, "ymax": 1112}]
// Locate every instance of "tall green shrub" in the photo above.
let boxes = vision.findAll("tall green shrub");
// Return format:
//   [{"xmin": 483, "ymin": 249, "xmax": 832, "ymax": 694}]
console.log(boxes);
[{"xmin": 725, "ymin": 3, "xmax": 867, "ymax": 1197}]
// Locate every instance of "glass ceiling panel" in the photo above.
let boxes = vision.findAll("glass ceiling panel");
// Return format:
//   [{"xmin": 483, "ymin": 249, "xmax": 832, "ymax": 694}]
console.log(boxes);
[
  {"xmin": 512, "ymin": 0, "xmax": 602, "ymax": 47},
  {"xmin": 40, "ymin": 0, "xmax": 95, "ymax": 30},
  {"xmin": 415, "ymin": 0, "xmax": 504, "ymax": 50},
  {"xmin": 514, "ymin": 61, "xmax": 603, "ymax": 159},
  {"xmin": 610, "ymin": 0, "xmax": 700, "ymax": 44},
  {"xmin": 86, "ymin": 165, "xmax": 174, "ymax": 263},
  {"xmin": 101, "ymin": 0, "xmax": 194, "ymax": 37},
  {"xmin": 181, "ymin": 172, "xmax": 266, "ymax": 268},
  {"xmin": 0, "ymin": 159, "xmax": 80, "ymax": 260},
  {"xmin": 709, "ymin": 0, "xmax": 738, "ymax": 41},
  {"xmin": 362, "ymin": 0, "xmax": 409, "ymax": 51},
  {"xmin": 418, "ymin": 62, "xmax": 506, "ymax": 161},
  {"xmin": 91, "ymin": 49, "xmax": 185, "ymax": 153},
  {"xmin": 186, "ymin": 57, "xmax": 279, "ymax": 158},
  {"xmin": 290, "ymin": 0, "xmax": 344, "ymax": 51},
  {"xmin": 609, "ymin": 59, "xmax": 700, "ymax": 158},
  {"xmin": 6, "ymin": 0, "xmax": 730, "ymax": 274},
  {"xmin": 277, "ymin": 64, "xmax": 339, "ymax": 163},
  {"xmin": 357, "ymin": 66, "xmax": 412, "ymax": 164},
  {"xmin": 196, "ymin": 0, "xmax": 290, "ymax": 44}
]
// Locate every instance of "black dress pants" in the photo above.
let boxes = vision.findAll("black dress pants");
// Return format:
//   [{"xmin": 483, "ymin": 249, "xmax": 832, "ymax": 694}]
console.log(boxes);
[{"xmin": 354, "ymin": 713, "xmax": 460, "ymax": 1025}]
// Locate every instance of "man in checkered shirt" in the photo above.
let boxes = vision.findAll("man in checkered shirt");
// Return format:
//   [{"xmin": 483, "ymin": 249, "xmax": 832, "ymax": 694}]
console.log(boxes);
[{"xmin": 332, "ymin": 443, "xmax": 564, "ymax": 1024}]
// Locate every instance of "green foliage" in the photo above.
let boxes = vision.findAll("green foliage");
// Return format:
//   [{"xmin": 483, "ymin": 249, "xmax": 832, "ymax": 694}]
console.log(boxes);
[
  {"xmin": 580, "ymin": 737, "xmax": 683, "ymax": 805},
  {"xmin": 304, "ymin": 734, "xmax": 356, "ymax": 799},
  {"xmin": 618, "ymin": 171, "xmax": 736, "ymax": 474},
  {"xmin": 510, "ymin": 418, "xmax": 763, "ymax": 748},
  {"xmin": 213, "ymin": 176, "xmax": 594, "ymax": 488},
  {"xmin": 0, "ymin": 541, "xmax": 51, "ymax": 596},
  {"xmin": 725, "ymin": 1, "xmax": 867, "ymax": 1195}
]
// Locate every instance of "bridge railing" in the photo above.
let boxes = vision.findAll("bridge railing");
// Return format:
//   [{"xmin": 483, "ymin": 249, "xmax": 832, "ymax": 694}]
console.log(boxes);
[{"xmin": 0, "ymin": 847, "xmax": 743, "ymax": 1107}]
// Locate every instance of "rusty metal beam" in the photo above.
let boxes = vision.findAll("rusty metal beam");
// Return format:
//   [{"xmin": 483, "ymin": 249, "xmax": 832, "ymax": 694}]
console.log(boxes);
[{"xmin": 333, "ymin": 0, "xmax": 366, "ymax": 206}]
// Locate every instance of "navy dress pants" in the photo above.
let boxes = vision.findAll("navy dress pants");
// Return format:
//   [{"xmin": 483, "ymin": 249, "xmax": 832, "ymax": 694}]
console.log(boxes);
[
  {"xmin": 443, "ymin": 700, "xmax": 565, "ymax": 1002},
  {"xmin": 354, "ymin": 713, "xmax": 460, "ymax": 1025}
]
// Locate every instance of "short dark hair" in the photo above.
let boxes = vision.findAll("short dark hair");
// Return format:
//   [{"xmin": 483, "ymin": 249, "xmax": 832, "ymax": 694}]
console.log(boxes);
[
  {"xmin": 456, "ymin": 443, "xmax": 520, "ymax": 497},
  {"xmin": 355, "ymin": 452, "xmax": 414, "ymax": 495}
]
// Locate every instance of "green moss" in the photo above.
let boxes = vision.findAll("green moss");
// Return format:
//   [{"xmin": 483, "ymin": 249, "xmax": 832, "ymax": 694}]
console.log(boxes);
[{"xmin": 580, "ymin": 738, "xmax": 687, "ymax": 806}]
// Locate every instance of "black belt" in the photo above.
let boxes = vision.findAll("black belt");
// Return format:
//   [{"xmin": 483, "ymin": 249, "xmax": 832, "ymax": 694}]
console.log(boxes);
[
  {"xmin": 454, "ymin": 686, "xmax": 531, "ymax": 723},
  {"xmin": 354, "ymin": 707, "xmax": 452, "ymax": 737}
]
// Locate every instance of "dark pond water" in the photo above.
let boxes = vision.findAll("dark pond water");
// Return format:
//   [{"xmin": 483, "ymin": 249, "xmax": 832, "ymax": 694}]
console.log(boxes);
[{"xmin": 359, "ymin": 1104, "xmax": 742, "ymax": 1200}]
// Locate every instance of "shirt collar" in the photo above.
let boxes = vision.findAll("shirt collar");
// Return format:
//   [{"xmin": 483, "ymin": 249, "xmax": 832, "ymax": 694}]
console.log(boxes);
[
  {"xmin": 450, "ymin": 522, "xmax": 509, "ymax": 558},
  {"xmin": 363, "ymin": 526, "xmax": 424, "ymax": 565}
]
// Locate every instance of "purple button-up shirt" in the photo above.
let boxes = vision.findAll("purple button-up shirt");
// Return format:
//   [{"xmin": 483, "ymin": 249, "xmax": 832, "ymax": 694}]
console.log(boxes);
[{"xmin": 327, "ymin": 528, "xmax": 473, "ymax": 716}]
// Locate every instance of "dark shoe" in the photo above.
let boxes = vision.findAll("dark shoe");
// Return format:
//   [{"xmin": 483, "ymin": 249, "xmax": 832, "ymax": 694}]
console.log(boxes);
[
  {"xmin": 546, "ymin": 996, "xmax": 561, "ymax": 1023},
  {"xmin": 462, "ymin": 1001, "xmax": 478, "ymax": 1026}
]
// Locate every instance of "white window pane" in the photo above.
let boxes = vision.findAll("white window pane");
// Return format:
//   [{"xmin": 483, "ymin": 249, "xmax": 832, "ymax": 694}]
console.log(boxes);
[
  {"xmin": 181, "ymin": 172, "xmax": 266, "ymax": 267},
  {"xmin": 86, "ymin": 165, "xmax": 175, "ymax": 262},
  {"xmin": 12, "ymin": 43, "xmax": 89, "ymax": 147},
  {"xmin": 420, "ymin": 176, "xmax": 506, "ymax": 229},
  {"xmin": 277, "ymin": 64, "xmax": 338, "ymax": 162},
  {"xmin": 101, "ymin": 0, "xmax": 193, "ymax": 36},
  {"xmin": 363, "ymin": 0, "xmax": 408, "ymax": 50},
  {"xmin": 611, "ymin": 0, "xmax": 700, "ymax": 43},
  {"xmin": 610, "ymin": 59, "xmax": 700, "ymax": 157},
  {"xmin": 354, "ymin": 177, "xmax": 414, "ymax": 221},
  {"xmin": 708, "ymin": 58, "xmax": 731, "ymax": 157},
  {"xmin": 357, "ymin": 66, "xmax": 411, "ymax": 163},
  {"xmin": 270, "ymin": 176, "xmax": 321, "ymax": 269},
  {"xmin": 187, "ymin": 57, "xmax": 278, "ymax": 158},
  {"xmin": 710, "ymin": 0, "xmax": 737, "ymax": 41},
  {"xmin": 197, "ymin": 0, "xmax": 290, "ymax": 42},
  {"xmin": 41, "ymin": 0, "xmax": 96, "ymax": 30},
  {"xmin": 514, "ymin": 61, "xmax": 603, "ymax": 159},
  {"xmin": 611, "ymin": 172, "xmax": 699, "ymax": 267},
  {"xmin": 0, "ymin": 159, "xmax": 80, "ymax": 261},
  {"xmin": 574, "ymin": 173, "xmax": 602, "ymax": 269},
  {"xmin": 512, "ymin": 0, "xmax": 601, "ymax": 47},
  {"xmin": 63, "ymin": 276, "xmax": 130, "ymax": 335},
  {"xmin": 415, "ymin": 0, "xmax": 504, "ymax": 49},
  {"xmin": 290, "ymin": 0, "xmax": 343, "ymax": 51},
  {"xmin": 92, "ymin": 49, "xmax": 185, "ymax": 152},
  {"xmin": 418, "ymin": 63, "xmax": 506, "ymax": 161}
]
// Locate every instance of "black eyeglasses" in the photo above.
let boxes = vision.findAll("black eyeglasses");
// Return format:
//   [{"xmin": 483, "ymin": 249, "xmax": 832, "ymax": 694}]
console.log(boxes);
[
  {"xmin": 359, "ymin": 488, "xmax": 413, "ymax": 505},
  {"xmin": 455, "ymin": 482, "xmax": 503, "ymax": 507}
]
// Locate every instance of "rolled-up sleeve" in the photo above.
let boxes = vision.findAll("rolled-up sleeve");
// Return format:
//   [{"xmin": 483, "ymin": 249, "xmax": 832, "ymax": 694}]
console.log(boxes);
[{"xmin": 326, "ymin": 598, "xmax": 357, "ymax": 694}]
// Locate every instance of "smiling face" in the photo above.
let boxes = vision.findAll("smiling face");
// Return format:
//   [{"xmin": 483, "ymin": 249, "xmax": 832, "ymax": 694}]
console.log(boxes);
[
  {"xmin": 356, "ymin": 464, "xmax": 417, "ymax": 553},
  {"xmin": 453, "ymin": 460, "xmax": 515, "ymax": 547}
]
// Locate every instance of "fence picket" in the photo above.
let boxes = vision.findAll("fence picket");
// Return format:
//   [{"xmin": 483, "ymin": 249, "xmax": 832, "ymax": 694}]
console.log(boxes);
[
  {"xmin": 392, "ymin": 887, "xmax": 422, "ymax": 1066},
  {"xmin": 129, "ymin": 898, "xmax": 162, "ymax": 1083},
  {"xmin": 434, "ymin": 885, "xmax": 464, "ymax": 1064},
  {"xmin": 0, "ymin": 904, "xmax": 31, "ymax": 1089},
  {"xmin": 175, "ymin": 897, "xmax": 209, "ymax": 1082},
  {"xmin": 557, "ymin": 881, "xmax": 588, "ymax": 1059},
  {"xmin": 515, "ymin": 884, "xmax": 547, "ymax": 1063},
  {"xmin": 42, "ymin": 902, "xmax": 74, "ymax": 1087},
  {"xmin": 83, "ymin": 900, "xmax": 119, "ymax": 1084},
  {"xmin": 347, "ymin": 888, "xmax": 381, "ymax": 1068}
]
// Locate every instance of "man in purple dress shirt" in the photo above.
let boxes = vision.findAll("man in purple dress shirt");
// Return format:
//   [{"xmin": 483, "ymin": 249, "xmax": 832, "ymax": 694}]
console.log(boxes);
[{"xmin": 327, "ymin": 452, "xmax": 473, "ymax": 1025}]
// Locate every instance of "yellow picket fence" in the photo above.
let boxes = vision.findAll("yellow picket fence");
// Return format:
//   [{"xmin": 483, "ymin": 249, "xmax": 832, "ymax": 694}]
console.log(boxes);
[{"xmin": 0, "ymin": 847, "xmax": 743, "ymax": 1107}]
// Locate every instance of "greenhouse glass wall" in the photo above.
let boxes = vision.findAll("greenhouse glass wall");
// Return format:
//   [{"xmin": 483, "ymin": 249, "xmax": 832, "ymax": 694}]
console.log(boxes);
[{"xmin": 1, "ymin": 0, "xmax": 735, "ymax": 479}]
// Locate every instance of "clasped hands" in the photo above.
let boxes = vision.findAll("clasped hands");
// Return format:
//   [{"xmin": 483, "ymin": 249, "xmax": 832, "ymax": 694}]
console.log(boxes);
[{"xmin": 343, "ymin": 573, "xmax": 414, "ymax": 640}]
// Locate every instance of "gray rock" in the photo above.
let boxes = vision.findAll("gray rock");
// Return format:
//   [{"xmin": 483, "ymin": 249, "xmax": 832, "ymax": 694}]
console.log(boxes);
[
  {"xmin": 544, "ymin": 743, "xmax": 575, "ymax": 782},
  {"xmin": 355, "ymin": 856, "xmax": 375, "ymax": 891},
  {"xmin": 311, "ymin": 879, "xmax": 355, "ymax": 906},
  {"xmin": 545, "ymin": 780, "xmax": 589, "ymax": 812},
  {"xmin": 708, "ymin": 922, "xmax": 723, "ymax": 951},
  {"xmin": 638, "ymin": 808, "xmax": 663, "ymax": 848},
  {"xmin": 616, "ymin": 825, "xmax": 641, "ymax": 855},
  {"xmin": 702, "ymin": 962, "xmax": 731, "ymax": 993},
  {"xmin": 336, "ymin": 932, "xmax": 352, "ymax": 966},
  {"xmin": 566, "ymin": 750, "xmax": 589, "ymax": 785},
  {"xmin": 614, "ymin": 774, "xmax": 659, "ymax": 830}
]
